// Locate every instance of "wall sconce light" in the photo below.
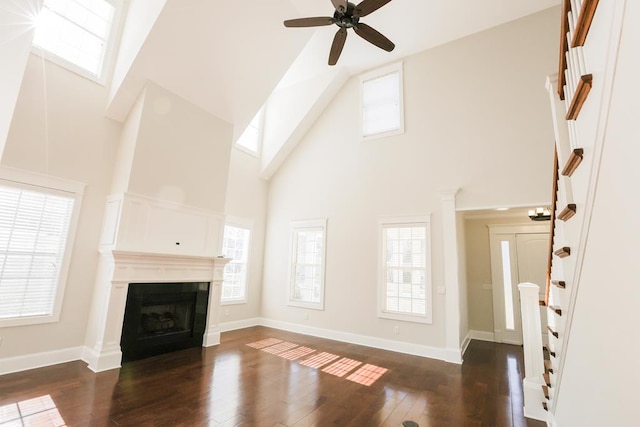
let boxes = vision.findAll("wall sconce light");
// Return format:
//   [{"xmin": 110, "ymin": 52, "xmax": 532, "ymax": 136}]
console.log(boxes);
[{"xmin": 528, "ymin": 207, "xmax": 551, "ymax": 221}]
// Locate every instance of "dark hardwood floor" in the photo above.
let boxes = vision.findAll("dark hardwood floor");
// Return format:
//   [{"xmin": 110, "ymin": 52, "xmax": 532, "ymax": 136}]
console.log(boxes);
[{"xmin": 0, "ymin": 327, "xmax": 546, "ymax": 426}]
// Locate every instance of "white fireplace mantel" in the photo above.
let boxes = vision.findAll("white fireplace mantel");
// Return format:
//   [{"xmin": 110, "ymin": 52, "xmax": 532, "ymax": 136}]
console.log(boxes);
[{"xmin": 82, "ymin": 250, "xmax": 230, "ymax": 372}]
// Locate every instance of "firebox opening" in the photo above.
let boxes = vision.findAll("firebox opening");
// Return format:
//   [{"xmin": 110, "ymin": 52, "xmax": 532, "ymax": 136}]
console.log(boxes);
[{"xmin": 121, "ymin": 282, "xmax": 210, "ymax": 363}]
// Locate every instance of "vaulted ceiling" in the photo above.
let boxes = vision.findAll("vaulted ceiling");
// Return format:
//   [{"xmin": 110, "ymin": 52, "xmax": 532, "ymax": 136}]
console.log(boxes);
[{"xmin": 106, "ymin": 0, "xmax": 560, "ymax": 159}]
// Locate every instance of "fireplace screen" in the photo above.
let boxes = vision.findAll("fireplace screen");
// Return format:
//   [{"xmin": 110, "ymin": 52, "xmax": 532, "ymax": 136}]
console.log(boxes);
[{"xmin": 121, "ymin": 282, "xmax": 210, "ymax": 362}]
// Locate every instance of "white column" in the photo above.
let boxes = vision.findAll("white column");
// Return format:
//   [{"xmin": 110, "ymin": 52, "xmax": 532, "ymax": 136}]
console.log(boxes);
[
  {"xmin": 0, "ymin": 0, "xmax": 42, "ymax": 156},
  {"xmin": 518, "ymin": 282, "xmax": 548, "ymax": 422},
  {"xmin": 440, "ymin": 189, "xmax": 462, "ymax": 364},
  {"xmin": 203, "ymin": 257, "xmax": 231, "ymax": 346}
]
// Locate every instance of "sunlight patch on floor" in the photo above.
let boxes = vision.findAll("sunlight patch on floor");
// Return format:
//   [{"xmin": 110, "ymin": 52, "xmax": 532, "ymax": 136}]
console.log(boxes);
[
  {"xmin": 0, "ymin": 395, "xmax": 66, "ymax": 427},
  {"xmin": 246, "ymin": 338, "xmax": 389, "ymax": 386}
]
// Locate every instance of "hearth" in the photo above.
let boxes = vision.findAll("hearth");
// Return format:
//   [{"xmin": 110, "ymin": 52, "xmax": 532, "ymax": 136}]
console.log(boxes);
[{"xmin": 120, "ymin": 282, "xmax": 210, "ymax": 362}]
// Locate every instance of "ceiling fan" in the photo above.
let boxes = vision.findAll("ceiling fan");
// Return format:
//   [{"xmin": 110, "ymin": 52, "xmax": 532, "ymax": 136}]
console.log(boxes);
[{"xmin": 284, "ymin": 0, "xmax": 395, "ymax": 66}]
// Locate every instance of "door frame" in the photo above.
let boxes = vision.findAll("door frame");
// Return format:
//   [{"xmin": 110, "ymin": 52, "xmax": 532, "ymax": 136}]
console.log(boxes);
[{"xmin": 488, "ymin": 223, "xmax": 549, "ymax": 345}]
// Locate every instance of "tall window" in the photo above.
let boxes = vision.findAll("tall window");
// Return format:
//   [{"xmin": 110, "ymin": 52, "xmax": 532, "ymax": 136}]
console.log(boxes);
[
  {"xmin": 33, "ymin": 0, "xmax": 117, "ymax": 80},
  {"xmin": 361, "ymin": 62, "xmax": 404, "ymax": 140},
  {"xmin": 289, "ymin": 219, "xmax": 327, "ymax": 310},
  {"xmin": 378, "ymin": 216, "xmax": 432, "ymax": 323},
  {"xmin": 235, "ymin": 109, "xmax": 263, "ymax": 156},
  {"xmin": 0, "ymin": 169, "xmax": 83, "ymax": 327},
  {"xmin": 221, "ymin": 223, "xmax": 251, "ymax": 304}
]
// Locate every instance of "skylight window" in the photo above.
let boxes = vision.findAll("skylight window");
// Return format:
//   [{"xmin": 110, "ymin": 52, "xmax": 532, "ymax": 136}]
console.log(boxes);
[
  {"xmin": 32, "ymin": 0, "xmax": 116, "ymax": 80},
  {"xmin": 235, "ymin": 109, "xmax": 263, "ymax": 155}
]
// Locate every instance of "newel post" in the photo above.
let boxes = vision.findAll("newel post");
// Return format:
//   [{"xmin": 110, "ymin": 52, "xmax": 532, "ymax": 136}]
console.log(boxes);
[{"xmin": 518, "ymin": 282, "xmax": 548, "ymax": 422}]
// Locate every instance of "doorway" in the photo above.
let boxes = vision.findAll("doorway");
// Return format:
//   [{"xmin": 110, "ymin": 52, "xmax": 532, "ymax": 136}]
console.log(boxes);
[{"xmin": 488, "ymin": 224, "xmax": 549, "ymax": 345}]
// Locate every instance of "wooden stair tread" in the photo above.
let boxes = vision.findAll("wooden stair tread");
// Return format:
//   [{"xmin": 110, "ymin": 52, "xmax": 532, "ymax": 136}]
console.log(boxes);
[
  {"xmin": 543, "ymin": 345, "xmax": 556, "ymax": 358},
  {"xmin": 551, "ymin": 280, "xmax": 566, "ymax": 289},
  {"xmin": 543, "ymin": 373, "xmax": 552, "ymax": 387},
  {"xmin": 558, "ymin": 204, "xmax": 577, "ymax": 221},
  {"xmin": 566, "ymin": 74, "xmax": 593, "ymax": 120},
  {"xmin": 554, "ymin": 246, "xmax": 571, "ymax": 258},
  {"xmin": 549, "ymin": 305, "xmax": 563, "ymax": 316},
  {"xmin": 545, "ymin": 360, "xmax": 554, "ymax": 374},
  {"xmin": 548, "ymin": 326, "xmax": 559, "ymax": 338},
  {"xmin": 542, "ymin": 385, "xmax": 550, "ymax": 400},
  {"xmin": 562, "ymin": 148, "xmax": 584, "ymax": 177}
]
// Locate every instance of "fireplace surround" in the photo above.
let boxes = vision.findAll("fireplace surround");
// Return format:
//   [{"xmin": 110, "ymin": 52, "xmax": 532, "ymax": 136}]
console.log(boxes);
[
  {"xmin": 82, "ymin": 250, "xmax": 230, "ymax": 372},
  {"xmin": 82, "ymin": 193, "xmax": 230, "ymax": 372}
]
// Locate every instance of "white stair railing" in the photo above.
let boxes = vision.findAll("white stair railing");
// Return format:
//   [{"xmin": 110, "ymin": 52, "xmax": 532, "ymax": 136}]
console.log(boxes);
[{"xmin": 518, "ymin": 282, "xmax": 548, "ymax": 423}]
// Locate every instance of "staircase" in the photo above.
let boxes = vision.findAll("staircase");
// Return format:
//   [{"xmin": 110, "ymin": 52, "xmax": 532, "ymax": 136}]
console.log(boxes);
[{"xmin": 530, "ymin": 0, "xmax": 627, "ymax": 425}]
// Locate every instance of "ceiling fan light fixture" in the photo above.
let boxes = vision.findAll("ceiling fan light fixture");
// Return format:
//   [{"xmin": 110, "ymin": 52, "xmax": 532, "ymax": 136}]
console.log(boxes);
[
  {"xmin": 528, "ymin": 207, "xmax": 552, "ymax": 221},
  {"xmin": 283, "ymin": 0, "xmax": 395, "ymax": 65}
]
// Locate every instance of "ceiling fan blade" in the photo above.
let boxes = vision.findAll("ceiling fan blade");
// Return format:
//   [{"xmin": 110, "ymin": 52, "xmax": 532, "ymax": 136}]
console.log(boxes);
[
  {"xmin": 284, "ymin": 17, "xmax": 337, "ymax": 28},
  {"xmin": 354, "ymin": 23, "xmax": 395, "ymax": 52},
  {"xmin": 331, "ymin": 0, "xmax": 348, "ymax": 13},
  {"xmin": 329, "ymin": 28, "xmax": 348, "ymax": 66},
  {"xmin": 354, "ymin": 0, "xmax": 393, "ymax": 17}
]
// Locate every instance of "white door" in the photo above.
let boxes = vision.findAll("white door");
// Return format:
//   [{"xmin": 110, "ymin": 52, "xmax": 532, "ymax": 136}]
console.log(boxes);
[
  {"xmin": 516, "ymin": 233, "xmax": 550, "ymax": 340},
  {"xmin": 489, "ymin": 225, "xmax": 549, "ymax": 345}
]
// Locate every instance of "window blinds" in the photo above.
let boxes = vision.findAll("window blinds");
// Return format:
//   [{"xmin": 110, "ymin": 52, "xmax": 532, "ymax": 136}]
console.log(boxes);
[
  {"xmin": 0, "ymin": 185, "xmax": 74, "ymax": 319},
  {"xmin": 362, "ymin": 71, "xmax": 401, "ymax": 137}
]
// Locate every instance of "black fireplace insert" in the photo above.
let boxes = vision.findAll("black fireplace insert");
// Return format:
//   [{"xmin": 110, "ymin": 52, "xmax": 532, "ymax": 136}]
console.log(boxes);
[{"xmin": 120, "ymin": 282, "xmax": 210, "ymax": 362}]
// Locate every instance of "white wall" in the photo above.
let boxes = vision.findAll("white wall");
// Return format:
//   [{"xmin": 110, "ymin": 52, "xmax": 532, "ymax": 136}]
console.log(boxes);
[
  {"xmin": 553, "ymin": 0, "xmax": 639, "ymax": 424},
  {"xmin": 0, "ymin": 55, "xmax": 121, "ymax": 358},
  {"xmin": 0, "ymin": 0, "xmax": 42, "ymax": 155},
  {"xmin": 261, "ymin": 8, "xmax": 558, "ymax": 351},
  {"xmin": 106, "ymin": 0, "xmax": 167, "ymax": 120},
  {"xmin": 220, "ymin": 149, "xmax": 269, "ymax": 324},
  {"xmin": 260, "ymin": 70, "xmax": 348, "ymax": 179},
  {"xmin": 127, "ymin": 82, "xmax": 232, "ymax": 212}
]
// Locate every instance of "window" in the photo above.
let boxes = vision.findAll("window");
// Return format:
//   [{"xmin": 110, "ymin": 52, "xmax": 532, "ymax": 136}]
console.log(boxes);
[
  {"xmin": 235, "ymin": 109, "xmax": 263, "ymax": 156},
  {"xmin": 32, "ymin": 0, "xmax": 117, "ymax": 80},
  {"xmin": 378, "ymin": 215, "xmax": 432, "ymax": 323},
  {"xmin": 361, "ymin": 62, "xmax": 404, "ymax": 140},
  {"xmin": 289, "ymin": 219, "xmax": 327, "ymax": 310},
  {"xmin": 0, "ymin": 168, "xmax": 83, "ymax": 327},
  {"xmin": 221, "ymin": 221, "xmax": 252, "ymax": 304},
  {"xmin": 500, "ymin": 240, "xmax": 516, "ymax": 331}
]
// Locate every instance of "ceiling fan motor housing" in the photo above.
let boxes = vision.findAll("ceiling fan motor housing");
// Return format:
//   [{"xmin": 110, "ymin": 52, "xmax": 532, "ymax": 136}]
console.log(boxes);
[{"xmin": 334, "ymin": 2, "xmax": 359, "ymax": 28}]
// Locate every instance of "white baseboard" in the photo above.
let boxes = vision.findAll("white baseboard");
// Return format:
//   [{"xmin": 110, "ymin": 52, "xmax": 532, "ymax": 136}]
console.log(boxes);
[
  {"xmin": 0, "ymin": 346, "xmax": 84, "ymax": 376},
  {"xmin": 257, "ymin": 317, "xmax": 447, "ymax": 362},
  {"xmin": 460, "ymin": 332, "xmax": 472, "ymax": 360},
  {"xmin": 0, "ymin": 317, "xmax": 468, "ymax": 375},
  {"xmin": 468, "ymin": 330, "xmax": 496, "ymax": 342},
  {"xmin": 81, "ymin": 345, "xmax": 122, "ymax": 373},
  {"xmin": 218, "ymin": 317, "xmax": 261, "ymax": 332}
]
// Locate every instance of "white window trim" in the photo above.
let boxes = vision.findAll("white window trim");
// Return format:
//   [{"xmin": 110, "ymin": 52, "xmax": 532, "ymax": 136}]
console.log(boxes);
[
  {"xmin": 220, "ymin": 216, "xmax": 253, "ymax": 306},
  {"xmin": 360, "ymin": 61, "xmax": 405, "ymax": 142},
  {"xmin": 30, "ymin": 0, "xmax": 124, "ymax": 86},
  {"xmin": 377, "ymin": 214, "xmax": 432, "ymax": 324},
  {"xmin": 288, "ymin": 218, "xmax": 327, "ymax": 311},
  {"xmin": 0, "ymin": 166, "xmax": 85, "ymax": 328}
]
